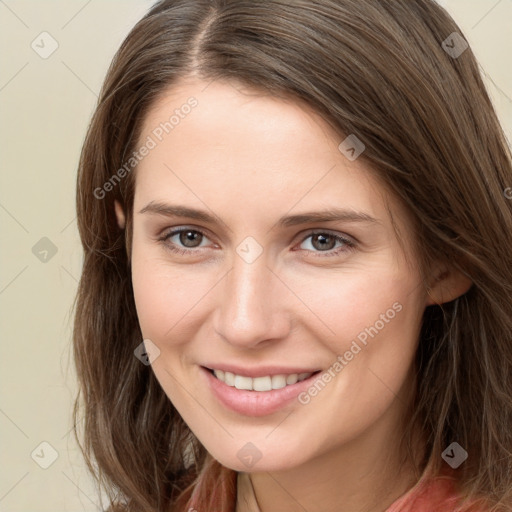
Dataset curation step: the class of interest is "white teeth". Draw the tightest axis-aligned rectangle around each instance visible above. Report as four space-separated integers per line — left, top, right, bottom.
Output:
234 375 252 390
253 376 272 391
224 371 235 386
271 375 287 389
212 369 314 391
286 374 298 385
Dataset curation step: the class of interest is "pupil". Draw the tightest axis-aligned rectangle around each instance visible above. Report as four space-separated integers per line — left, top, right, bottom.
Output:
314 234 334 251
181 231 200 247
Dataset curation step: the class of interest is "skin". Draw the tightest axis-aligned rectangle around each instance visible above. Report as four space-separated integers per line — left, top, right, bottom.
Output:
115 77 472 512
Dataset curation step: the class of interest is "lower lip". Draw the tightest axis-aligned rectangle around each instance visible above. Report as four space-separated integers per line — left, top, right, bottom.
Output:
200 366 322 417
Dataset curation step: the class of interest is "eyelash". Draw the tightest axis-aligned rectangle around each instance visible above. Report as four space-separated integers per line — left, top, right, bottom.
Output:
157 227 357 258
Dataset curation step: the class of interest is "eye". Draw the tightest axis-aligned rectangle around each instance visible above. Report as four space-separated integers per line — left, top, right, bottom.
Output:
157 227 357 258
297 231 356 256
158 227 213 255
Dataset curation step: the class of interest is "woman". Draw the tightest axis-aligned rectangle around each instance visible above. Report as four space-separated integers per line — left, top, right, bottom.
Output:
72 1 512 511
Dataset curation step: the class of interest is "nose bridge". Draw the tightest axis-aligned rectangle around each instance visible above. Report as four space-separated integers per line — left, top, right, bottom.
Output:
214 250 288 346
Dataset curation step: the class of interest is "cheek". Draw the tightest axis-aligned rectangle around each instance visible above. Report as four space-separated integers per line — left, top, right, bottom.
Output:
322 273 422 402
290 272 423 444
286 261 422 349
131 248 214 343
287 263 424 413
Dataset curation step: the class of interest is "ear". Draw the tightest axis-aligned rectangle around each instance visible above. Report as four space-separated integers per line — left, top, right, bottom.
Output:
114 200 126 230
425 264 473 306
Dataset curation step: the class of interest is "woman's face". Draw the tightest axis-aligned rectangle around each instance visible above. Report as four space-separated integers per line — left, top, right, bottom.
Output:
125 77 434 472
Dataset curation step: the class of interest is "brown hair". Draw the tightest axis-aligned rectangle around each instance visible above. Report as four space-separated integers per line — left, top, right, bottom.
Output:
72 1 512 511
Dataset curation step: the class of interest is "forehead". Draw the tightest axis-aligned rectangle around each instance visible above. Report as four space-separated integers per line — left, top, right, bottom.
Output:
133 78 412 248
140 77 342 160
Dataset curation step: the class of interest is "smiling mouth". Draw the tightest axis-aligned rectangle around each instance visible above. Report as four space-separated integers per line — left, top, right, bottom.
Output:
206 367 322 392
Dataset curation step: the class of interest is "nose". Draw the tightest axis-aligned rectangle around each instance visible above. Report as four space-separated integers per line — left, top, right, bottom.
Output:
213 251 291 349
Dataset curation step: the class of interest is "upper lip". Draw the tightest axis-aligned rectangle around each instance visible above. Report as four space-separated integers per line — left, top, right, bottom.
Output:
202 364 322 378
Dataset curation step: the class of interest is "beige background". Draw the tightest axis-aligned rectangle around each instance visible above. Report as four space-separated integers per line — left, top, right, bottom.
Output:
0 1 510 510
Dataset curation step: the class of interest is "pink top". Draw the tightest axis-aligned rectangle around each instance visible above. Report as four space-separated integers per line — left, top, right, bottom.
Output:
185 455 487 512
384 470 469 512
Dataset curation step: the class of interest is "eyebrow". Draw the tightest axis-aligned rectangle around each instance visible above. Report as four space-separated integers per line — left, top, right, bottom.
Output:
138 201 380 227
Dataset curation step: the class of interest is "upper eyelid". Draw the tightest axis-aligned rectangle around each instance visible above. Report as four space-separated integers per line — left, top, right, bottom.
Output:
160 225 215 242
